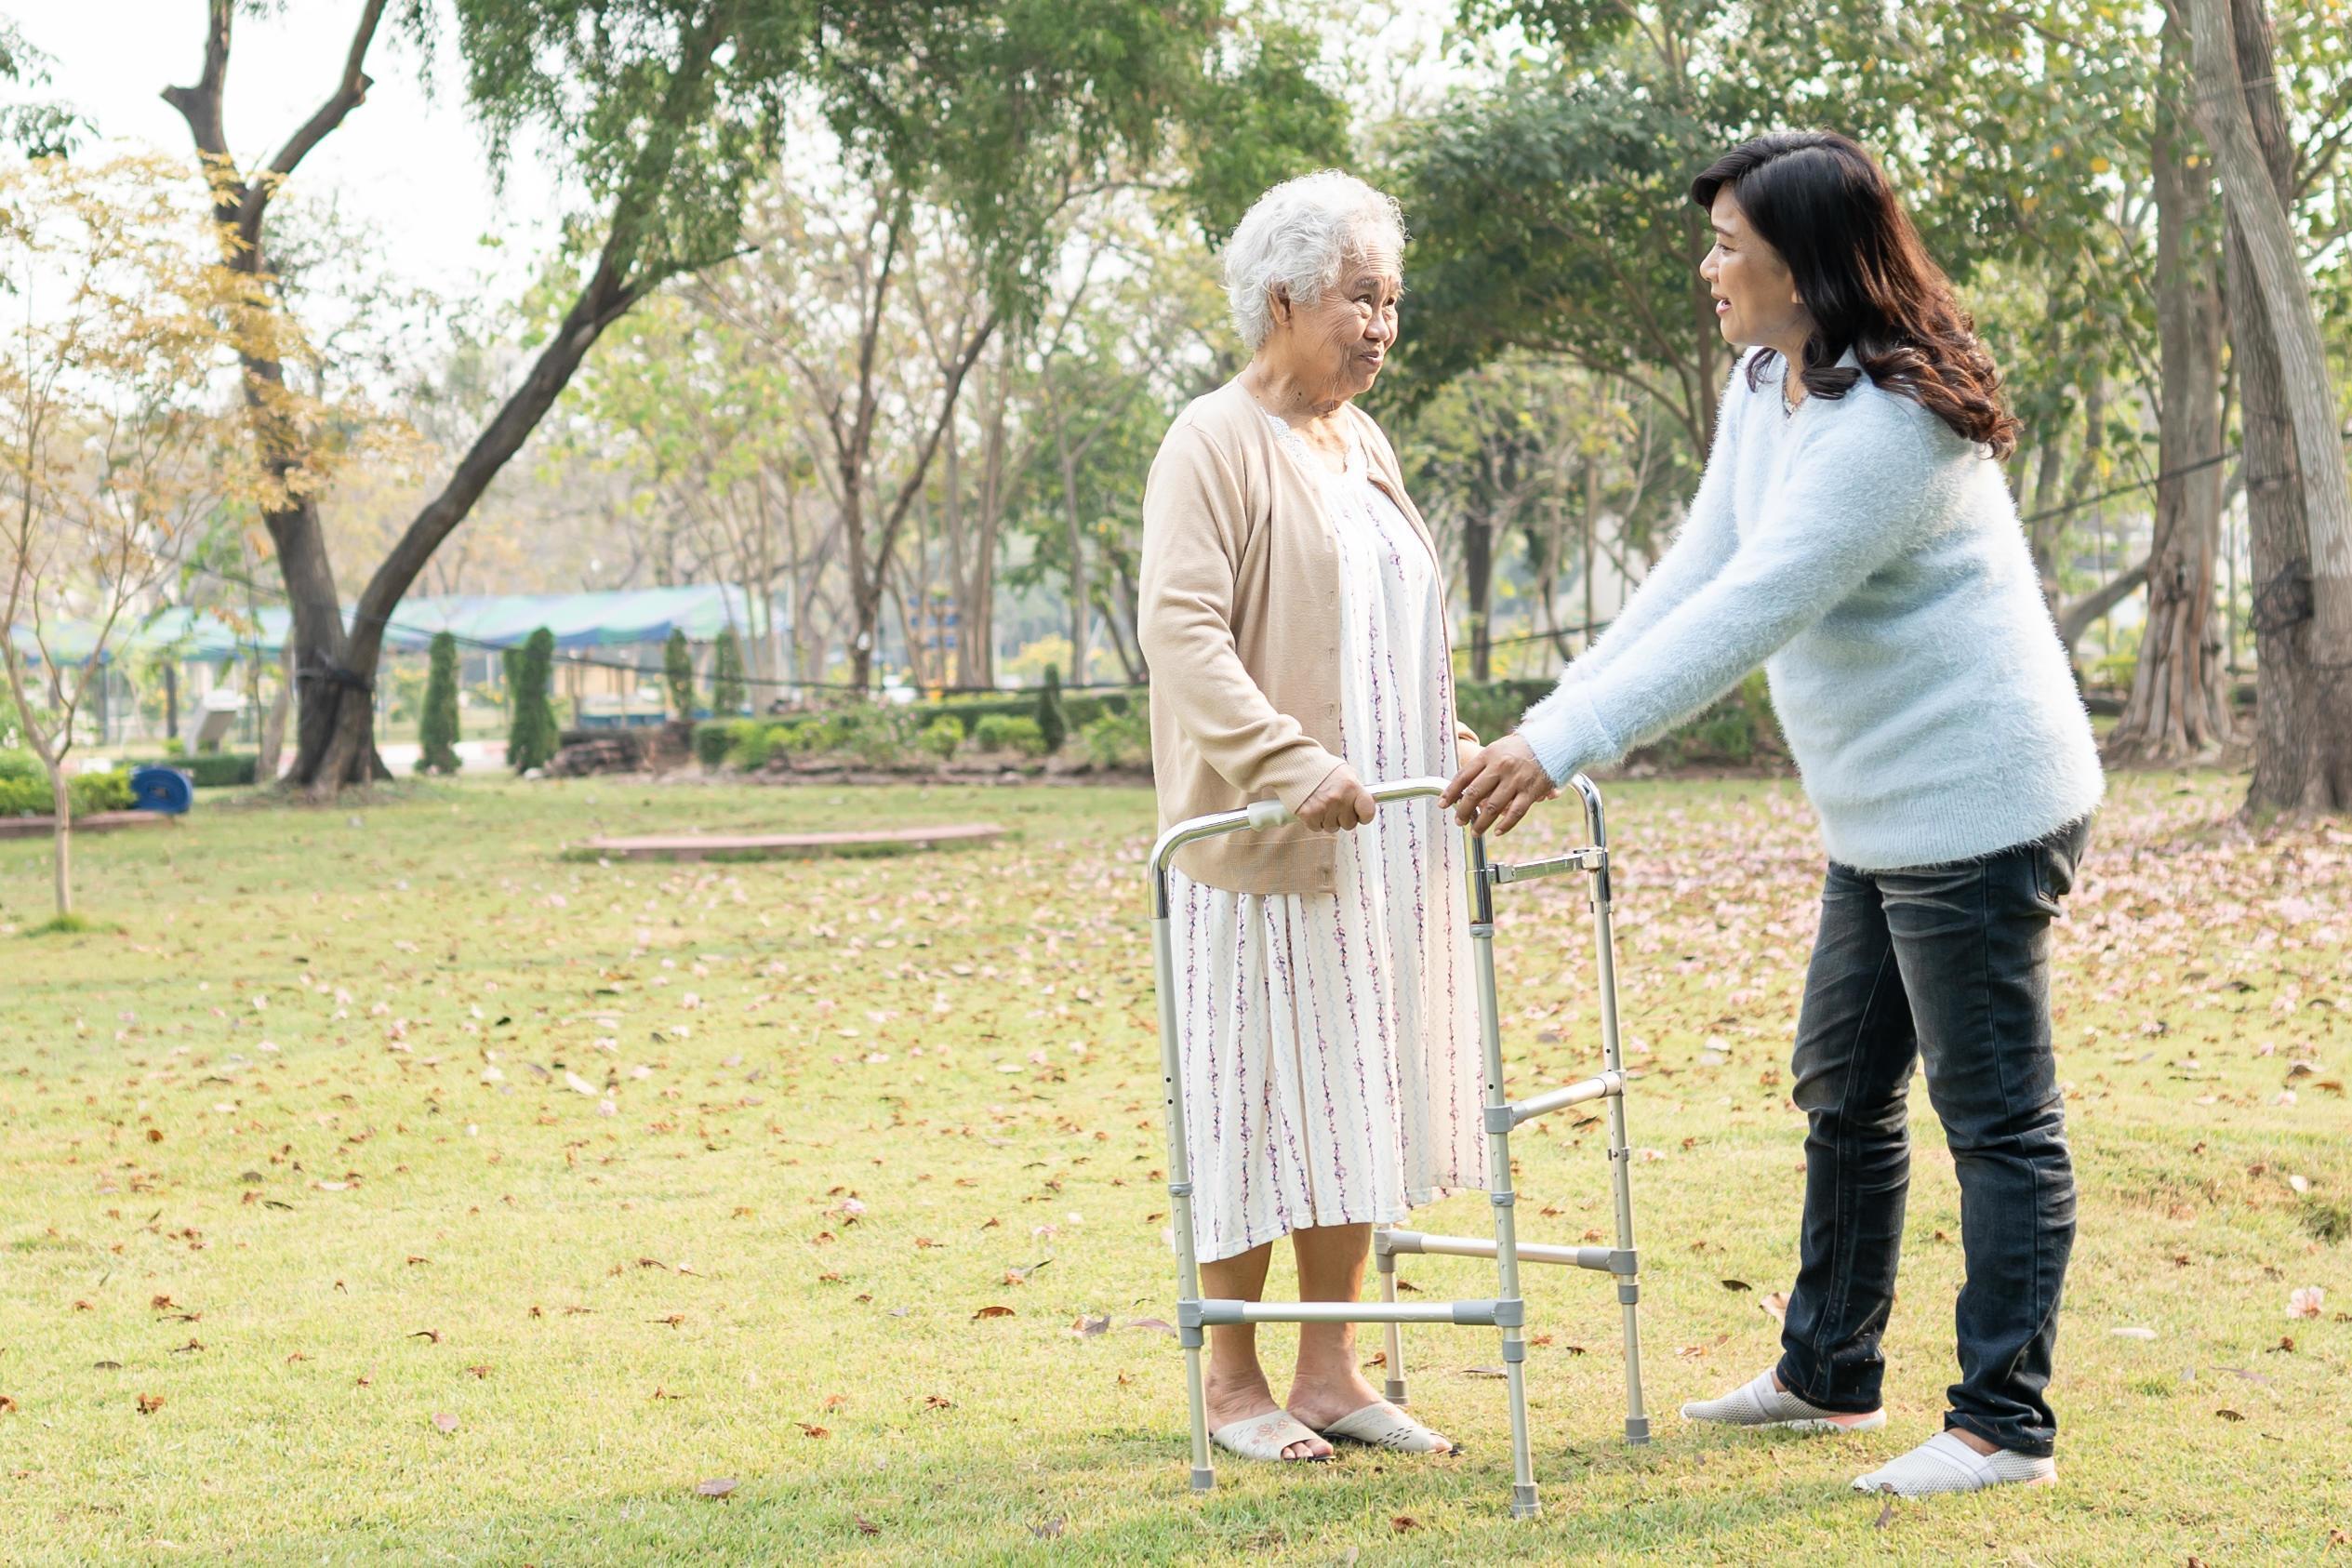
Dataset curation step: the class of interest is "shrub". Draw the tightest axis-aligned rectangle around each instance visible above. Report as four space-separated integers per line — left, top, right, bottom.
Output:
0 768 132 817
508 627 561 773
418 631 463 775
693 721 737 770
711 628 746 715
726 718 780 770
918 715 963 760
182 752 259 789
973 713 1046 756
663 628 694 719
818 705 923 766
0 750 39 785
1034 665 1067 755
1079 703 1150 770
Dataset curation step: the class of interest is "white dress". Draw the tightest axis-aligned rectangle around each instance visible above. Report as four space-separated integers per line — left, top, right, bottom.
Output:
1167 414 1486 1263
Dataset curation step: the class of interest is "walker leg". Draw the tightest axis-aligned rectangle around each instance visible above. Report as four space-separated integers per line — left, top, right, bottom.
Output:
1376 1231 1409 1404
1153 901 1216 1491
1467 827 1539 1519
1580 786 1651 1445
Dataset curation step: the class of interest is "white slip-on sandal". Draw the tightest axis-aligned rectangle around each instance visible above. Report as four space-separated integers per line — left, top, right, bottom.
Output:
1317 1400 1460 1455
1211 1409 1333 1463
1681 1367 1885 1434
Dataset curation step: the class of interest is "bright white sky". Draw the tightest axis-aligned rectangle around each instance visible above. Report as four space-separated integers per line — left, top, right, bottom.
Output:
4 0 562 303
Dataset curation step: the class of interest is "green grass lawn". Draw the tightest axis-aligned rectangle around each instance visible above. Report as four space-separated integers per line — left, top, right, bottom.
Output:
1 769 2345 1564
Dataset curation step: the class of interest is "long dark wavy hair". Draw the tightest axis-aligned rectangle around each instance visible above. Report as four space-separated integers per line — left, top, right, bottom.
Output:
1690 131 2019 459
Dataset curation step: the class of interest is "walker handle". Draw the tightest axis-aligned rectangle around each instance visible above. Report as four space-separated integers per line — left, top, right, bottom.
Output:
1244 799 1293 831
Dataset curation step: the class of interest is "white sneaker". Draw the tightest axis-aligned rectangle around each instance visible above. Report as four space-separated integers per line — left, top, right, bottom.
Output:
1852 1430 2055 1496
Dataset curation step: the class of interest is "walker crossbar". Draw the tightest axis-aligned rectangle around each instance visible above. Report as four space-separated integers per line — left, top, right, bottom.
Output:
1148 773 1650 1518
1194 1298 1509 1327
1377 1229 1634 1275
1502 1069 1628 1127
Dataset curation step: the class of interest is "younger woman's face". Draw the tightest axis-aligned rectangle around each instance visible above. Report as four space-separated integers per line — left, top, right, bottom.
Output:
1699 189 1810 352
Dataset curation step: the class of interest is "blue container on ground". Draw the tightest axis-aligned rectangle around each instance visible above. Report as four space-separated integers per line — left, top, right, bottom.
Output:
130 766 194 815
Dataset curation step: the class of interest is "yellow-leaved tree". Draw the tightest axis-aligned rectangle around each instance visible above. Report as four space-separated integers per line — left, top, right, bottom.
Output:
0 153 253 927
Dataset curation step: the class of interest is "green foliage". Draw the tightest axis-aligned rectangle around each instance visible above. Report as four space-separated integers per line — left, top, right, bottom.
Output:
419 632 464 776
1034 666 1067 755
508 628 561 774
918 716 964 761
180 753 259 790
1079 702 1150 770
663 630 695 720
804 706 924 767
0 750 37 785
694 721 737 771
973 714 1047 756
0 768 132 817
711 628 746 715
726 719 780 770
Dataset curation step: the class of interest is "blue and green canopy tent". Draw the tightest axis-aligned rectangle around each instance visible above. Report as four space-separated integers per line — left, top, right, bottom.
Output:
8 584 766 666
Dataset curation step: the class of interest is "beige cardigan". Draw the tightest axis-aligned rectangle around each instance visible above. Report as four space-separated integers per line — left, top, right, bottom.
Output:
1138 377 1475 895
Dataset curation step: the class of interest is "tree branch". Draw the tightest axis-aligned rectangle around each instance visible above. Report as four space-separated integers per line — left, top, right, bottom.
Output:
246 0 389 247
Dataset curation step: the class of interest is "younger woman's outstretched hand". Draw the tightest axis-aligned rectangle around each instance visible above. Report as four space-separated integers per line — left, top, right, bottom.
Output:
1441 733 1556 837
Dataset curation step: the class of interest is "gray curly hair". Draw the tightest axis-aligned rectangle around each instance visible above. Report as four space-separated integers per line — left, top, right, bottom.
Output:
1221 170 1408 353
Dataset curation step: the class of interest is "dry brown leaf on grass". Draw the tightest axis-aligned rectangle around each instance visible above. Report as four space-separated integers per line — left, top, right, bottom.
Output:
431 1413 458 1434
923 1394 955 1410
1721 1279 1752 1292
695 1477 737 1499
854 1514 881 1535
1070 1313 1111 1336
799 1422 830 1439
972 1305 1016 1320
135 1393 165 1415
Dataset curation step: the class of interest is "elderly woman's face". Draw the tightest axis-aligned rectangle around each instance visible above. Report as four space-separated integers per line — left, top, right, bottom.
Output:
1273 233 1402 398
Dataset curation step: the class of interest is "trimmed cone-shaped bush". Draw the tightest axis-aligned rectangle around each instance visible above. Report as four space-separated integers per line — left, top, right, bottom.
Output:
509 627 560 773
663 628 695 719
711 627 745 715
418 631 463 775
1035 664 1067 755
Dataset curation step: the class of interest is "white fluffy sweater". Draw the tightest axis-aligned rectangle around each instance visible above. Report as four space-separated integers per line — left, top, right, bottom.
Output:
1520 349 2104 870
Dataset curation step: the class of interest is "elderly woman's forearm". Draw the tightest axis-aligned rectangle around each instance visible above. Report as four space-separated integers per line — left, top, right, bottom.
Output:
1142 605 1344 806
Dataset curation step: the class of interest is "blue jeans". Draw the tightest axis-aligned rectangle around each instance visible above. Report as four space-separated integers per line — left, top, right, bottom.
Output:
1773 817 2090 1457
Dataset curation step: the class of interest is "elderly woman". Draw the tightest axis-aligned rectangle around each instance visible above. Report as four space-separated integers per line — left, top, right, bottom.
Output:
1137 170 1483 1466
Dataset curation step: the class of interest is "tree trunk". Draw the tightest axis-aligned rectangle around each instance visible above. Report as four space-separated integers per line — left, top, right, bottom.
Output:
1055 414 1092 688
48 764 71 922
2112 50 2231 763
1463 508 1494 683
2196 0 2352 811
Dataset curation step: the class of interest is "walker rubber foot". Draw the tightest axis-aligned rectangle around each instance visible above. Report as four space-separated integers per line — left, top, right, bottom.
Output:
1384 1381 1409 1404
1626 1416 1651 1445
1190 1467 1215 1493
1511 1483 1541 1520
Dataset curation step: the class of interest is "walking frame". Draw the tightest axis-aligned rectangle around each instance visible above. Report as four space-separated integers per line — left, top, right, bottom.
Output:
1147 773 1649 1519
